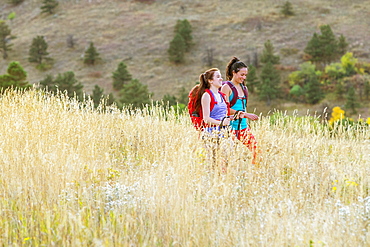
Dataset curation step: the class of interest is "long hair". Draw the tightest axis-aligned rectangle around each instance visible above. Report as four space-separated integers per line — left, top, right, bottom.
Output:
225 56 248 81
190 68 219 113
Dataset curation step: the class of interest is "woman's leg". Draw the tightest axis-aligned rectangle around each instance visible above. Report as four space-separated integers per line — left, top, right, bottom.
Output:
233 128 260 165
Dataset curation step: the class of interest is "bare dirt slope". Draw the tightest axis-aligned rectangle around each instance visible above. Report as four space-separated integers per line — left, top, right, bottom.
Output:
1 0 369 101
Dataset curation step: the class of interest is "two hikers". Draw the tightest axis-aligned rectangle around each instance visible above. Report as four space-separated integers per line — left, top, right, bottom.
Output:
189 57 260 165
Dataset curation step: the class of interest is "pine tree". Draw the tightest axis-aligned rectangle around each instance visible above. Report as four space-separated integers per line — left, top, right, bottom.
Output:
260 40 280 65
259 62 280 105
41 0 59 15
39 74 54 90
304 74 325 104
84 42 100 65
40 72 83 99
338 34 349 56
319 25 338 63
28 36 49 64
281 1 294 17
91 87 115 109
0 61 30 90
304 33 322 62
175 19 193 52
54 71 83 99
246 65 259 93
7 61 28 86
119 79 152 108
168 33 186 64
305 25 339 64
112 61 132 91
92 85 104 108
106 93 115 106
345 86 360 114
0 21 15 59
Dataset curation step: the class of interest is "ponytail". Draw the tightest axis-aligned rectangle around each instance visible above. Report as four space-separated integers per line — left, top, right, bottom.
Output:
225 56 248 81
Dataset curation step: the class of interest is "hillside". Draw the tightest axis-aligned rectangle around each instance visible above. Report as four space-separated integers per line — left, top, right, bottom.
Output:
1 0 370 111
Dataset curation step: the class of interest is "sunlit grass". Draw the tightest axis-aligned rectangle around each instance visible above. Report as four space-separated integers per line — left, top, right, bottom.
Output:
0 89 369 246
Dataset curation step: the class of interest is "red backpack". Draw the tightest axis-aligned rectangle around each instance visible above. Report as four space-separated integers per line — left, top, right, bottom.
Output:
188 87 228 130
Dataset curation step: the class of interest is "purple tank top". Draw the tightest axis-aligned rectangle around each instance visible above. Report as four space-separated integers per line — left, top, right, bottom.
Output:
209 91 227 120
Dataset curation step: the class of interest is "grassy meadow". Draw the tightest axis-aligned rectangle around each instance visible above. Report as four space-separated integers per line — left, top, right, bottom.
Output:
0 89 370 246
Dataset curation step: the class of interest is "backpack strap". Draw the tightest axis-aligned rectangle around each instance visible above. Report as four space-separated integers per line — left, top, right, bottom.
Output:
205 89 216 112
219 91 230 115
241 84 249 105
224 81 248 108
224 81 237 107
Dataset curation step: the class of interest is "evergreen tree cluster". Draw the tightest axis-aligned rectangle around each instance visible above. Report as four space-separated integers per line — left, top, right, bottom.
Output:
304 25 348 64
168 19 193 64
39 71 84 99
0 19 152 109
1 3 369 114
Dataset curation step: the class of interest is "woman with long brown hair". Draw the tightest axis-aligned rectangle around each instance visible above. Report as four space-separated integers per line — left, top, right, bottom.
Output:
189 68 230 133
221 57 260 164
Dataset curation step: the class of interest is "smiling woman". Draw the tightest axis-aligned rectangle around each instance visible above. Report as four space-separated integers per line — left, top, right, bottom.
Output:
200 68 230 132
221 57 260 164
188 68 230 133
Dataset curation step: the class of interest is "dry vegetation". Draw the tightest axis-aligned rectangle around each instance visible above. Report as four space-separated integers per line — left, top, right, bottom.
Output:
0 89 369 245
0 0 369 103
1 2 370 245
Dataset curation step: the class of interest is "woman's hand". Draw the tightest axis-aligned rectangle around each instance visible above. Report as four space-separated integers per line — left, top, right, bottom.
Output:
221 117 230 126
241 112 259 121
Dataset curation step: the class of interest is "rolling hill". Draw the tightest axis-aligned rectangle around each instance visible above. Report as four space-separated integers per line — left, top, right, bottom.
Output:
1 0 369 114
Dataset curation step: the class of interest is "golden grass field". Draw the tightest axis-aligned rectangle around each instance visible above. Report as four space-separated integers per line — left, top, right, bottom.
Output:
0 89 369 246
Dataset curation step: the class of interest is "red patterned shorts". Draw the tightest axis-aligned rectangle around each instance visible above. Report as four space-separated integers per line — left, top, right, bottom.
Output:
232 127 258 152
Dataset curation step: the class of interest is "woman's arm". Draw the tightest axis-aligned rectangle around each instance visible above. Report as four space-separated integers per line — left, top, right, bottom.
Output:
241 112 259 120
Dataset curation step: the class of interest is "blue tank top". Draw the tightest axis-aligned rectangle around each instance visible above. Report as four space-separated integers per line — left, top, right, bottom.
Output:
230 91 248 130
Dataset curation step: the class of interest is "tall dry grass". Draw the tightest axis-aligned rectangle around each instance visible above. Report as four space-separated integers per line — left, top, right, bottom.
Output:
0 89 369 246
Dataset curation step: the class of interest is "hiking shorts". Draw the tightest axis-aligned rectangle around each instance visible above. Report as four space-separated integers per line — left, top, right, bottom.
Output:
232 127 257 151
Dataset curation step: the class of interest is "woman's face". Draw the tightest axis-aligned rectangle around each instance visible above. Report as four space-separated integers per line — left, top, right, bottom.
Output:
210 70 223 88
233 67 248 84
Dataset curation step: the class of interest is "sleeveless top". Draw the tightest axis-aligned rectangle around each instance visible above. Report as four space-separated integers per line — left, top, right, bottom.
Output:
204 91 228 133
230 91 248 130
